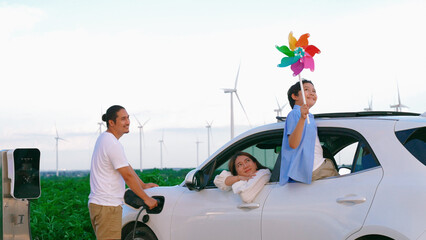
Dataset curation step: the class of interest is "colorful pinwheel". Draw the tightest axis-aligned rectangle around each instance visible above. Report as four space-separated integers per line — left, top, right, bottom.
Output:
276 32 321 76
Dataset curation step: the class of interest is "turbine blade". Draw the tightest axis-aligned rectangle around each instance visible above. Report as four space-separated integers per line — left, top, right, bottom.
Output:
142 118 150 126
235 92 252 127
210 127 214 142
133 114 142 126
206 120 213 127
162 140 167 152
234 62 241 89
275 97 281 109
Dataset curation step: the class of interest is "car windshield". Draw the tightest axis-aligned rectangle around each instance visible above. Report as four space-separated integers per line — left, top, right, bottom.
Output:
395 127 426 165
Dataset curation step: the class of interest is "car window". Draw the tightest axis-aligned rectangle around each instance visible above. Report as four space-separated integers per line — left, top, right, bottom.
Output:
334 142 356 170
216 145 279 172
395 127 426 165
205 130 283 187
204 127 381 187
319 128 380 175
352 142 379 172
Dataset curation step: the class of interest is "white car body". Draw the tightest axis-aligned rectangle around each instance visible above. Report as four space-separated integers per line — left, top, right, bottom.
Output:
122 112 426 240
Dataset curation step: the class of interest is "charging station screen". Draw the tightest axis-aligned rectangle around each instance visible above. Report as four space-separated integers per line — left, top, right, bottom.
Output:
13 148 41 199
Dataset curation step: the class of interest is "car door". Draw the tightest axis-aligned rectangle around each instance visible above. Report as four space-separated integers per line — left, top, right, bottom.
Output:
170 184 273 240
170 129 283 240
262 128 383 240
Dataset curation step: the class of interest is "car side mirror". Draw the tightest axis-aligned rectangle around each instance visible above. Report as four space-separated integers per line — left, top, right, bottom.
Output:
185 169 206 191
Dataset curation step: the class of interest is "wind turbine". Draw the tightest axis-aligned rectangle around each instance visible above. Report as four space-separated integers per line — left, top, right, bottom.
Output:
97 122 105 135
390 82 408 112
364 96 373 111
134 115 149 172
54 127 65 177
159 130 165 169
274 97 287 118
195 138 202 167
205 121 213 157
97 108 105 135
222 63 251 139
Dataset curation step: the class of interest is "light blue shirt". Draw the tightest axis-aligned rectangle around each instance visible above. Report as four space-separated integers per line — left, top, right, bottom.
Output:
279 105 317 185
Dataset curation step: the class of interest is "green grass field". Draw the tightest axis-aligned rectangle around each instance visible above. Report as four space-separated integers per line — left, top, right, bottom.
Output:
30 168 192 239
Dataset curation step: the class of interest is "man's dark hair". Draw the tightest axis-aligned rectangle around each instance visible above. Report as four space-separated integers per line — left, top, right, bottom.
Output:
102 105 125 128
287 79 314 108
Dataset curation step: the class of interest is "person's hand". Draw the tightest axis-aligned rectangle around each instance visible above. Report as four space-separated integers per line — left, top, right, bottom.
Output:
144 196 158 210
300 104 309 119
144 182 159 189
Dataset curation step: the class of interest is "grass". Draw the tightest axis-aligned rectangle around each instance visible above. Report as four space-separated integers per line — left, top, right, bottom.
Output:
30 168 192 239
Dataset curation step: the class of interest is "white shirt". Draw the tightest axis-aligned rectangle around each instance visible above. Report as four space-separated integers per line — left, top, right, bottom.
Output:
214 169 271 203
89 132 129 206
313 135 325 171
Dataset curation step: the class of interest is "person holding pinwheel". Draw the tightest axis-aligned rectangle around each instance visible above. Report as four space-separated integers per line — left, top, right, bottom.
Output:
276 32 339 185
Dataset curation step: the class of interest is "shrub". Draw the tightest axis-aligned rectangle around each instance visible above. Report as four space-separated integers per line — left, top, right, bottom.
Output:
30 168 192 239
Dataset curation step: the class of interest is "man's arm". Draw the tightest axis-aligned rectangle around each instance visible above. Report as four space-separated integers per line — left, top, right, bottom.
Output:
129 165 159 189
117 166 158 209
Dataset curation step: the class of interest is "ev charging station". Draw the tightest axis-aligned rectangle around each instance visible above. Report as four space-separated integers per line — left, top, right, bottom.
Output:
1 148 41 240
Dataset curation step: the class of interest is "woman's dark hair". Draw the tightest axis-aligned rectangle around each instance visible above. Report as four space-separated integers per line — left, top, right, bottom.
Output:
287 79 314 108
102 105 125 128
228 151 267 176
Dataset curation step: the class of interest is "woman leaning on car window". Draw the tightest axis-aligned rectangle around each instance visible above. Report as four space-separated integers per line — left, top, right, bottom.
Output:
214 152 271 203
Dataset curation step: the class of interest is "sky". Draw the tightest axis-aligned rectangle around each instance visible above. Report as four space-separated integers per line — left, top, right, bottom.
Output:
1 0 425 172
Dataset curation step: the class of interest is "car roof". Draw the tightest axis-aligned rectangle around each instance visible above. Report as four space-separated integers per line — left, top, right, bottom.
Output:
251 111 425 133
276 111 421 121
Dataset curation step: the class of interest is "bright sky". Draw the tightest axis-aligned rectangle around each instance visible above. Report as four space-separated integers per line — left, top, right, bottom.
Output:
1 0 425 171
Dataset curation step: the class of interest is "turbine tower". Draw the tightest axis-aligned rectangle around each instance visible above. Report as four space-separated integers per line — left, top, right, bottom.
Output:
134 115 149 172
205 121 213 157
54 127 65 177
195 138 202 167
390 82 408 112
159 130 165 169
222 63 251 139
364 96 373 111
97 108 105 135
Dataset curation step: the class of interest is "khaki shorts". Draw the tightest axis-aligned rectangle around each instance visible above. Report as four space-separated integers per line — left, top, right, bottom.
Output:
89 203 122 240
312 158 339 182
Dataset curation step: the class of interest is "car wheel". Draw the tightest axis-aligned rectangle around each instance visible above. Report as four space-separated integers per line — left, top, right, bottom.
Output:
123 226 158 240
356 235 393 240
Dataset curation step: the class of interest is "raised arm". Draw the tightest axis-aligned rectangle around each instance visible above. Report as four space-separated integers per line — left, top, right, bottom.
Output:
288 104 308 149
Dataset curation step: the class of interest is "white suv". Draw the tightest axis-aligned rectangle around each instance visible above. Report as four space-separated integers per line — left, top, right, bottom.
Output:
122 112 426 240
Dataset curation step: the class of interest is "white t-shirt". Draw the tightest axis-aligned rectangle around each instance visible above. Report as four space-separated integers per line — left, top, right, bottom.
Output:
89 132 129 206
313 134 325 171
214 169 271 203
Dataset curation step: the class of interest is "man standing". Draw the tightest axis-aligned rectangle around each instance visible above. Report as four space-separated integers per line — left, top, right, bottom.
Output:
89 105 158 240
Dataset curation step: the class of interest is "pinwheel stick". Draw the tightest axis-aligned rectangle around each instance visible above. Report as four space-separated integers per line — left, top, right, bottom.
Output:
298 74 310 124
